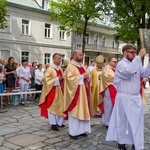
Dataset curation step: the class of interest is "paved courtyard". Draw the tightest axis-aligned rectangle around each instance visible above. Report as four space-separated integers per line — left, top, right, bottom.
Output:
0 93 150 150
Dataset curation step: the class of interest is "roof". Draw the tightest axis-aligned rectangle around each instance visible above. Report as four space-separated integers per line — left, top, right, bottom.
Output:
7 0 115 29
7 0 49 14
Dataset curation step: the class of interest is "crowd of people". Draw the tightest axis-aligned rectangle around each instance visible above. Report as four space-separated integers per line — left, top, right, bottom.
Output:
0 44 149 150
38 44 150 150
0 57 47 105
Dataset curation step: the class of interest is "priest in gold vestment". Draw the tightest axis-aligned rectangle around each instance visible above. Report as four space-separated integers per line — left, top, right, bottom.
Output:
90 55 105 116
64 50 91 139
99 57 117 127
39 53 65 131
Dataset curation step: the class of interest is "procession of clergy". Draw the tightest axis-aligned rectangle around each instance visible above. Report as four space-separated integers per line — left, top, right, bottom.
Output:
38 44 150 150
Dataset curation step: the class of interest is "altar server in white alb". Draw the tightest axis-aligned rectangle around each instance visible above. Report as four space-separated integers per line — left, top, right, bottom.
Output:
106 44 150 150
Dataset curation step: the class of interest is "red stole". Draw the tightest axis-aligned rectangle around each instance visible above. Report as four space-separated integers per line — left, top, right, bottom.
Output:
99 69 117 115
64 66 90 120
39 68 63 118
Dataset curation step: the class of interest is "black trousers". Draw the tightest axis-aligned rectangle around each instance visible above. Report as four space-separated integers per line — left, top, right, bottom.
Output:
35 84 43 99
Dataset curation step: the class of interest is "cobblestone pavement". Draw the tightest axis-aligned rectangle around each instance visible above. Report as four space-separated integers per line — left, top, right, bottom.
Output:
0 93 150 150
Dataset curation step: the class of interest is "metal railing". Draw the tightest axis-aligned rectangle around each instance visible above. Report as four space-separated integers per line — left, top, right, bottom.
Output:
0 90 41 109
85 44 120 54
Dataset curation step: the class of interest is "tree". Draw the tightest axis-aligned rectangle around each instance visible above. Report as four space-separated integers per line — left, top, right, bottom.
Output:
112 0 150 50
0 0 7 29
48 0 110 53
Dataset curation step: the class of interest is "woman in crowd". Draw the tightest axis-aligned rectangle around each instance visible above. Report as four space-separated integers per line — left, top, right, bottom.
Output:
30 62 37 88
19 60 31 104
0 66 6 105
4 57 16 105
34 64 44 102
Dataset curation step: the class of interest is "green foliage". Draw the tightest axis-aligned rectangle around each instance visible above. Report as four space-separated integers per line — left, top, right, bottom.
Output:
48 0 110 52
112 0 150 44
0 0 7 29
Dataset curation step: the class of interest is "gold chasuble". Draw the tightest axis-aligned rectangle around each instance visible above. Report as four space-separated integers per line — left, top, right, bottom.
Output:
39 66 64 118
99 65 116 113
90 68 103 114
64 60 91 121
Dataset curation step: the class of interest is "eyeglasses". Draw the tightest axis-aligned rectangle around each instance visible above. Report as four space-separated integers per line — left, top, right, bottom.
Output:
111 61 118 63
126 51 137 54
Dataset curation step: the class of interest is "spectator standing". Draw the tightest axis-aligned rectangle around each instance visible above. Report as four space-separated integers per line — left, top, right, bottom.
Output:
30 62 37 88
0 66 6 104
34 64 44 102
19 60 31 104
4 57 16 105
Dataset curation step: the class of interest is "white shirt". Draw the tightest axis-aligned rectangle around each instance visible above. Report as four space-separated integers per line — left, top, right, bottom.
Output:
35 69 45 85
87 65 96 73
19 66 31 84
53 64 61 86
114 56 150 94
0 72 4 83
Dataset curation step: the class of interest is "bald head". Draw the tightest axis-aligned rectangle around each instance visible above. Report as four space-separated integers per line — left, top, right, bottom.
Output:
72 50 83 62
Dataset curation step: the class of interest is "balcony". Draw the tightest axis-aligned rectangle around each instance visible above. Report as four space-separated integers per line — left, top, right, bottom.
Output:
85 44 121 54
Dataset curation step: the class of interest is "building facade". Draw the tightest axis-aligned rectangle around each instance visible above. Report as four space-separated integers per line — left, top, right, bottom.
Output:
0 0 123 65
0 0 72 64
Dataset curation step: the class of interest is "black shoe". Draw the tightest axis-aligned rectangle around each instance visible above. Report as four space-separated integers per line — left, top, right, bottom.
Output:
131 145 135 150
57 124 65 127
105 125 109 129
69 134 78 140
118 144 127 150
51 125 59 131
79 133 88 137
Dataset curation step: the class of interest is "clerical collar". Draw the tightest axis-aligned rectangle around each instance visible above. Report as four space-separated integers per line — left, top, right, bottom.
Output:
75 61 81 67
52 64 59 70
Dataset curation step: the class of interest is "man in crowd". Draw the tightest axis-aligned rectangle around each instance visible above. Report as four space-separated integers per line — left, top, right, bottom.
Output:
87 59 96 73
90 55 105 117
106 44 150 150
64 50 91 139
39 53 64 131
99 56 117 128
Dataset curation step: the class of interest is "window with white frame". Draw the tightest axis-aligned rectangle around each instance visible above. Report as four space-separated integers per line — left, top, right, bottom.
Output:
112 41 115 48
0 15 11 33
101 36 106 46
85 33 90 44
76 44 82 50
44 53 51 64
94 34 99 49
22 19 30 35
59 30 66 40
21 52 29 61
61 54 65 64
45 23 52 38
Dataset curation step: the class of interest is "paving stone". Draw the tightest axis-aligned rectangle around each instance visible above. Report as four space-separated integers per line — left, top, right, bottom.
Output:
27 142 45 150
0 127 21 136
3 141 21 149
6 134 46 147
0 137 5 146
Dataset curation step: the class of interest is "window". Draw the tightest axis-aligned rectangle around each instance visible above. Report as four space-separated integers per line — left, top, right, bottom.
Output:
44 53 51 64
22 52 29 62
45 23 52 38
43 0 50 10
101 36 106 46
112 41 115 48
22 19 30 35
59 30 66 40
0 15 11 33
76 44 82 50
85 33 90 44
61 54 65 64
94 34 99 49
